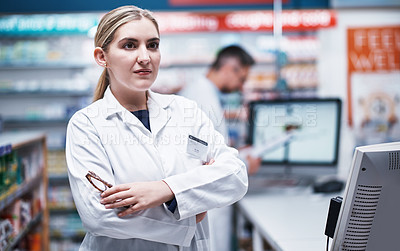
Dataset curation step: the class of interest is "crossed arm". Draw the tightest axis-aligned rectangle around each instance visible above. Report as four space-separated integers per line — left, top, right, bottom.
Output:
99 160 215 221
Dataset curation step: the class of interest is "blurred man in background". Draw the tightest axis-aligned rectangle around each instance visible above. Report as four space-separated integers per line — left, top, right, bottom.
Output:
179 45 260 251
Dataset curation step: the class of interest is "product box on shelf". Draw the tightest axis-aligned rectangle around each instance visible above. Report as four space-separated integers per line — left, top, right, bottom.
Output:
0 145 20 194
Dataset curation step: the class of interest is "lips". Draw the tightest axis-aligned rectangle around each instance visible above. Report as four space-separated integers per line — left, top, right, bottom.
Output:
134 69 152 74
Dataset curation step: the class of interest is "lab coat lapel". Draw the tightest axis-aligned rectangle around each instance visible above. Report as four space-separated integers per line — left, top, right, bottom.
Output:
150 107 170 137
147 93 171 138
103 87 153 135
122 110 151 135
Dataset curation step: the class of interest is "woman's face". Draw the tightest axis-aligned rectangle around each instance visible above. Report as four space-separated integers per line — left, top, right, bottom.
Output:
104 18 160 96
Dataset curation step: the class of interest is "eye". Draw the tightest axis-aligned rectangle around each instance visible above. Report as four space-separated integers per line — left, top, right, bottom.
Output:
123 42 136 49
148 41 159 50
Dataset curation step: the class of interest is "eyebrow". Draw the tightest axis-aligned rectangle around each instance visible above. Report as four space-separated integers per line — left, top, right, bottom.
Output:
118 37 160 44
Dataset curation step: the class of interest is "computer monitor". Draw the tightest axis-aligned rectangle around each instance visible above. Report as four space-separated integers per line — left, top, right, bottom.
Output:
248 98 342 176
330 141 400 250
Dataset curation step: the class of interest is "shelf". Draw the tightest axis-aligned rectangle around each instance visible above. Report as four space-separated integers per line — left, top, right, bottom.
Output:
0 63 91 70
49 206 77 214
49 210 85 241
160 60 274 68
48 174 70 187
0 90 92 97
0 131 46 149
4 212 43 251
50 230 85 241
48 146 66 151
48 173 69 181
159 58 316 69
286 59 317 64
0 170 43 212
160 62 209 68
4 118 70 125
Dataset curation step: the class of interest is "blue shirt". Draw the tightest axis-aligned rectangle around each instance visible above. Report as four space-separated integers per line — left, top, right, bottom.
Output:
131 110 151 132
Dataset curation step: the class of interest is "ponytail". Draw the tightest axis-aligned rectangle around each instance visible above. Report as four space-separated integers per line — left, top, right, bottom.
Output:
93 69 109 102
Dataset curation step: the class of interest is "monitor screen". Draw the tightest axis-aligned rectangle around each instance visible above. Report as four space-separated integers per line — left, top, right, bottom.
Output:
248 98 342 166
331 141 400 250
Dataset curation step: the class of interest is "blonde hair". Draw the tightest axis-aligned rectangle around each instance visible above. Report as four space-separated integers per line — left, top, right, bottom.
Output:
93 5 159 102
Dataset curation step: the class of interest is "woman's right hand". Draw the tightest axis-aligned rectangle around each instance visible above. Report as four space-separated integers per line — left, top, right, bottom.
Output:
100 180 175 217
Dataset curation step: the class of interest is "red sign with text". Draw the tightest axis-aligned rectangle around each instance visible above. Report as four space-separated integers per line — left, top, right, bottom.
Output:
347 26 400 125
155 10 336 33
348 26 400 73
169 0 280 6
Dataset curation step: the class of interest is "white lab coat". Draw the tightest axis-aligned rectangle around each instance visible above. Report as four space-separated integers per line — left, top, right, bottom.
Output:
179 76 233 251
65 87 248 251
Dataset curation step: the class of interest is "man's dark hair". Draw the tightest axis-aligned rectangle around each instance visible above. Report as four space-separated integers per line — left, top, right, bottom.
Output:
210 45 255 70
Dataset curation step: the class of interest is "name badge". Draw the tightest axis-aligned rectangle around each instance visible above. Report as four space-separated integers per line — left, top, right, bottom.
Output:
187 135 208 162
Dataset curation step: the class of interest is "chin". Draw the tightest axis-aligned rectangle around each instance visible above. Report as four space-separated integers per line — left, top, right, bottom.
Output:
133 85 153 92
131 80 155 91
220 88 233 94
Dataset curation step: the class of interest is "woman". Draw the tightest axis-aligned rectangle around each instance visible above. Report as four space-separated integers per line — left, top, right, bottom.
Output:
66 5 248 251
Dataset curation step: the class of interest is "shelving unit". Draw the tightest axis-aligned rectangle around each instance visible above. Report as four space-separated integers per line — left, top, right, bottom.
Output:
0 169 42 211
0 64 93 142
0 30 93 249
0 15 96 248
0 131 49 251
47 149 85 250
5 213 43 251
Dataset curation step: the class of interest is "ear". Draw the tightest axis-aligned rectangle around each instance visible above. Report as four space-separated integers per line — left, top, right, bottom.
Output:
94 47 107 67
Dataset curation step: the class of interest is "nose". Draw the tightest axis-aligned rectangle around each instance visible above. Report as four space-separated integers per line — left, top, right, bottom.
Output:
137 46 150 64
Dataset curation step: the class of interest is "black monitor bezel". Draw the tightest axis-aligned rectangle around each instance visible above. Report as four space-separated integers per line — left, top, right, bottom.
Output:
248 98 342 167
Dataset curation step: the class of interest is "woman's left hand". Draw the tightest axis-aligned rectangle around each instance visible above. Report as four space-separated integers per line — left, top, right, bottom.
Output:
100 180 174 217
196 212 207 223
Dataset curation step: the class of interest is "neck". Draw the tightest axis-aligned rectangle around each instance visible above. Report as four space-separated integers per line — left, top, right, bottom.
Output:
111 87 148 112
127 91 148 112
